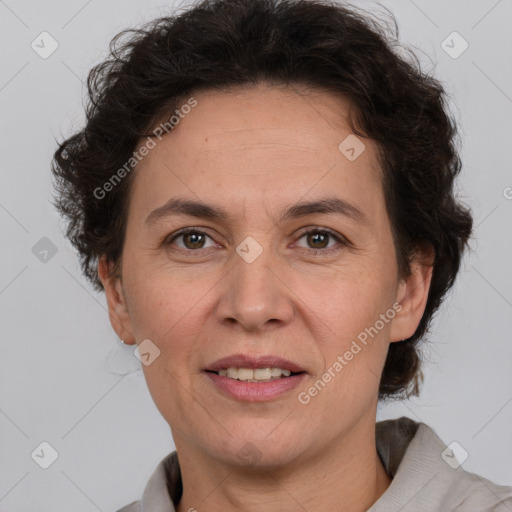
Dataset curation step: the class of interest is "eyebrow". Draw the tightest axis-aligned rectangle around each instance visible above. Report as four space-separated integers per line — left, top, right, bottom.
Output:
145 196 368 227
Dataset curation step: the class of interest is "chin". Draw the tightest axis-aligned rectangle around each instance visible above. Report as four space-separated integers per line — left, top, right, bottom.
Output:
211 430 304 470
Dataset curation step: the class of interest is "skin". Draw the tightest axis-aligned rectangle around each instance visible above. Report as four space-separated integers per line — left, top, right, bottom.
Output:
99 83 433 512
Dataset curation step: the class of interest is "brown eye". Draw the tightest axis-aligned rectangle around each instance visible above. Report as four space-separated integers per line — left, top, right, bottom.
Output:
166 229 217 251
296 228 348 255
182 231 206 249
306 231 330 249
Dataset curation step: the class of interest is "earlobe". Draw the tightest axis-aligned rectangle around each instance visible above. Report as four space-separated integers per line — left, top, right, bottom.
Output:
98 255 136 345
389 246 434 343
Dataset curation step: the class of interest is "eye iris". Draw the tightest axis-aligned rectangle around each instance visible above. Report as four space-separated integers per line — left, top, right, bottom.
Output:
176 230 335 251
184 232 205 249
308 232 328 249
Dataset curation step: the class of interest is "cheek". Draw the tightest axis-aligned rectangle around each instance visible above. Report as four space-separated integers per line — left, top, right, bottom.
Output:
297 262 397 391
125 273 209 421
299 277 395 416
299 260 397 328
124 260 211 339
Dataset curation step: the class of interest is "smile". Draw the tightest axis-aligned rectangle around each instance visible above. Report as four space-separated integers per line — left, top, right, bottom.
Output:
209 366 300 382
204 369 307 401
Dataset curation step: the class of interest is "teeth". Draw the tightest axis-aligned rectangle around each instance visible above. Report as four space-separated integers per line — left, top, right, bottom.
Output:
226 367 238 379
254 368 271 380
238 368 253 381
217 367 293 381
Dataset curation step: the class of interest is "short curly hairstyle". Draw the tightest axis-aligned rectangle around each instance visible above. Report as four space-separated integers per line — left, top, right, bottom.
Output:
51 0 473 400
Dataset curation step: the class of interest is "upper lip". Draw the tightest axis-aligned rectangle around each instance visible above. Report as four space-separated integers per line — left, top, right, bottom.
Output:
205 354 306 373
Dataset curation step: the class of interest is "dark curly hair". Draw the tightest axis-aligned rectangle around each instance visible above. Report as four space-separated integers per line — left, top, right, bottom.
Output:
51 0 473 400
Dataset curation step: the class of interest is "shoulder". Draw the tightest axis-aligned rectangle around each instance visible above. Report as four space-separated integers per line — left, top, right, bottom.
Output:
114 500 140 512
449 470 512 511
413 421 512 510
371 417 512 512
112 451 179 512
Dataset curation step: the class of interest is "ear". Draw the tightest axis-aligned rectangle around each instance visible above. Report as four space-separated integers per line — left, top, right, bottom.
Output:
389 244 435 343
98 255 136 345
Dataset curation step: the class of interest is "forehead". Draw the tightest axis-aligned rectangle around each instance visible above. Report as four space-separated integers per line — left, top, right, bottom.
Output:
161 84 365 153
129 84 384 225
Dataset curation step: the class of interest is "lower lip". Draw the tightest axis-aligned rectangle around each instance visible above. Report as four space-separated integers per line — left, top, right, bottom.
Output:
204 371 307 402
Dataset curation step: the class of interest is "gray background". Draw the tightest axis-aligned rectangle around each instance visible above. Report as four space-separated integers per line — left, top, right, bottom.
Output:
1 0 511 510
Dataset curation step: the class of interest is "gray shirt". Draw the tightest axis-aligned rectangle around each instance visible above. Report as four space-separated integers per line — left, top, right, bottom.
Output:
116 416 512 511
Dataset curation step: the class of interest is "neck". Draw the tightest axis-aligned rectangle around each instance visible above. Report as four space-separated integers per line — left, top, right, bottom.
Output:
174 417 392 512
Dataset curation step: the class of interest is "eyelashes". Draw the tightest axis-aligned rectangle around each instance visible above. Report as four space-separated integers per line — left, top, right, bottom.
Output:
166 229 216 251
165 226 351 256
294 227 349 254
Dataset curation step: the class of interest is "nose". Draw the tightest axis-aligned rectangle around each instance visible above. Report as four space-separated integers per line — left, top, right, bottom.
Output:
216 241 295 332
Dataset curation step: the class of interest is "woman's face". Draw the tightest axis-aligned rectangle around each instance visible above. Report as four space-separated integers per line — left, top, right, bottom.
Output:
100 84 431 467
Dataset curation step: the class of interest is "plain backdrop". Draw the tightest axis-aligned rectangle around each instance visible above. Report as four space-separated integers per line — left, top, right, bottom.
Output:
1 0 511 510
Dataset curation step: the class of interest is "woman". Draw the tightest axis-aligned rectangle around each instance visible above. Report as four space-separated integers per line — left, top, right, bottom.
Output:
51 0 512 510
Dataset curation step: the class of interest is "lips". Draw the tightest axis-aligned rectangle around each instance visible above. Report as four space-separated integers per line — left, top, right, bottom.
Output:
204 353 307 374
205 371 307 401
